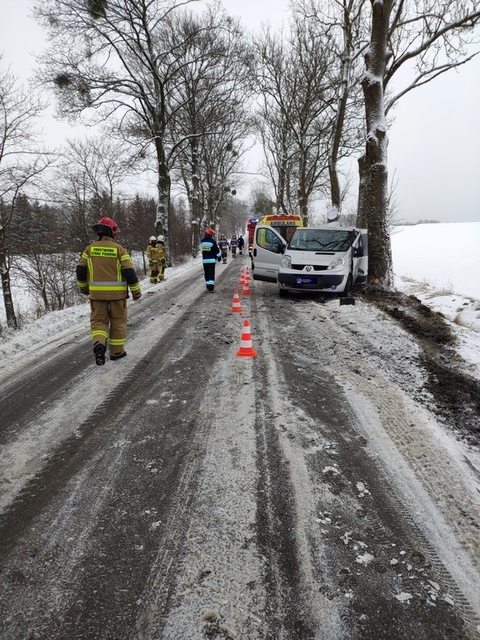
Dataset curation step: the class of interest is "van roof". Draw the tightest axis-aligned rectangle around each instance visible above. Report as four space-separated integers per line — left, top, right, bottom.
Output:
297 225 358 232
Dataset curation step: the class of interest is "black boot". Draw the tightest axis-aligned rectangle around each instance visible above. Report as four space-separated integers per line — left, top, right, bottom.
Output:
94 344 106 366
110 351 127 361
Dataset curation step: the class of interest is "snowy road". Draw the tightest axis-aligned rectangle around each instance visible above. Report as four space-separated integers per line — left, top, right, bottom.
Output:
1 258 479 639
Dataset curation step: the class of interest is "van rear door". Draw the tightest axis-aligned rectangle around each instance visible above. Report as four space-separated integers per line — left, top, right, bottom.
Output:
252 225 285 282
353 229 368 285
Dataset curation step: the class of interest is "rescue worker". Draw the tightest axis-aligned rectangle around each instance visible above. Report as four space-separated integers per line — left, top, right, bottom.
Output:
146 235 162 284
76 216 142 365
237 235 245 255
200 227 221 292
156 235 168 282
218 233 229 264
230 234 238 258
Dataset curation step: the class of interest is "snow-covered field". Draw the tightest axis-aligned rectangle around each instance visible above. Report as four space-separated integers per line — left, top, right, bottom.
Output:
391 222 480 377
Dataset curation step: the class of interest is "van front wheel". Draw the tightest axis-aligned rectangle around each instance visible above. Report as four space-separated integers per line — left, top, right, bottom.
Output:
279 288 288 297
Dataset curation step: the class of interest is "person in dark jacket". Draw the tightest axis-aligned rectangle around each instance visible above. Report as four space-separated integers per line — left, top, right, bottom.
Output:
230 234 238 258
218 233 229 264
237 235 245 255
76 216 142 365
200 227 221 292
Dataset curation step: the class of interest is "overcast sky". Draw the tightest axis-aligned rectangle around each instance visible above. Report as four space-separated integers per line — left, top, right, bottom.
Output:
1 0 479 223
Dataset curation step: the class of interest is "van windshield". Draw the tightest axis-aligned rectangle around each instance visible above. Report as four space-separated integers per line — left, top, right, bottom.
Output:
288 229 353 252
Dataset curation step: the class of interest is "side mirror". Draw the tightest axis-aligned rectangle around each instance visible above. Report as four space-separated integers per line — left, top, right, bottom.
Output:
279 244 286 254
354 246 364 258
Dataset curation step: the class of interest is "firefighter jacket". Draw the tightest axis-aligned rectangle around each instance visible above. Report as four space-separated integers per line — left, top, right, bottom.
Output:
200 235 221 263
218 238 229 252
146 243 166 264
76 236 142 300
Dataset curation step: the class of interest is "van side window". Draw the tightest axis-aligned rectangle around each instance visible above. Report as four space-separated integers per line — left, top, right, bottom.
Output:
257 228 283 252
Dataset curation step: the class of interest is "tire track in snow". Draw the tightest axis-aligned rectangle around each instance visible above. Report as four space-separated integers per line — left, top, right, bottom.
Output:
301 298 480 631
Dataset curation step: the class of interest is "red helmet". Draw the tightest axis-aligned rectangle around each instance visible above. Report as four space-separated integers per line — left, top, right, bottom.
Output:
92 216 119 238
205 227 215 236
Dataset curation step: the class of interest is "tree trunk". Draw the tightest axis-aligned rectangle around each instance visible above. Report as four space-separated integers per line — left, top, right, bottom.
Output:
190 139 201 258
298 155 309 225
0 226 18 329
359 0 393 289
155 138 171 263
329 7 354 213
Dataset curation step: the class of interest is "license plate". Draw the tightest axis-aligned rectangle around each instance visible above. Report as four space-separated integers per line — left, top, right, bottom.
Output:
296 277 316 284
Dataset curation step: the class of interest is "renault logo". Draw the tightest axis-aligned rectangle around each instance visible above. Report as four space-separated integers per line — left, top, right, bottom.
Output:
306 265 312 272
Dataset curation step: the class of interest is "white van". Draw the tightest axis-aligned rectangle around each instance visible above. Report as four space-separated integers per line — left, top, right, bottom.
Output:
252 224 368 296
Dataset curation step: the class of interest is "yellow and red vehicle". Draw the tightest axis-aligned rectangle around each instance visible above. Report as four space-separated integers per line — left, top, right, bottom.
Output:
247 217 260 256
247 214 303 260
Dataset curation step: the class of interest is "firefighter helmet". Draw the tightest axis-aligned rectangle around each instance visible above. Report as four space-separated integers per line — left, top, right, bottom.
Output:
205 227 215 236
149 235 157 243
157 235 165 242
92 217 119 238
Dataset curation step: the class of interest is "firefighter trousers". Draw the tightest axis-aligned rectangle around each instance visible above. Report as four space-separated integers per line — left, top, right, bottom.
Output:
90 299 128 357
203 263 216 291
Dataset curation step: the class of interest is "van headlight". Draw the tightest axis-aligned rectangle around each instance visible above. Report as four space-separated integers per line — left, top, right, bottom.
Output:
327 257 345 270
281 255 291 268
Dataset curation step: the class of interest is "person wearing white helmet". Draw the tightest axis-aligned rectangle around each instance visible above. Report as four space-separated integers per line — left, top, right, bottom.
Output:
145 235 163 284
156 235 168 282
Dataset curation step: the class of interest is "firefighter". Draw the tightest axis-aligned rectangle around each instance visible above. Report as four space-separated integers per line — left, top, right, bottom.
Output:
156 235 168 282
237 235 245 255
218 233 229 264
200 227 221 292
230 234 238 258
76 216 142 365
146 235 162 284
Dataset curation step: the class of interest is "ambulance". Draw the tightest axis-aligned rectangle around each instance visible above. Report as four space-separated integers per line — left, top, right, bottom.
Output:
252 223 368 296
247 214 303 257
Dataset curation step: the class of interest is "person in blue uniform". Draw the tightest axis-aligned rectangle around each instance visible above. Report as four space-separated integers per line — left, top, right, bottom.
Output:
200 227 221 292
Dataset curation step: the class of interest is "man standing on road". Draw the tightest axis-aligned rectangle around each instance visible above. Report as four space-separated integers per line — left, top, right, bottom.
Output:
218 233 229 264
230 234 238 258
237 235 245 255
76 216 142 365
200 227 221 292
146 235 162 284
156 235 168 282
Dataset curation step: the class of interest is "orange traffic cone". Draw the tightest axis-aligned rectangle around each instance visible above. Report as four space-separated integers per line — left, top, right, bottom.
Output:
236 319 257 357
230 290 244 313
241 278 251 295
244 267 251 281
238 268 246 285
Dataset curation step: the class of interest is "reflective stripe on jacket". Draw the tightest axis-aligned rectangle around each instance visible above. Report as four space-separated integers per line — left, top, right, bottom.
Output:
146 244 166 263
200 236 221 263
77 237 140 300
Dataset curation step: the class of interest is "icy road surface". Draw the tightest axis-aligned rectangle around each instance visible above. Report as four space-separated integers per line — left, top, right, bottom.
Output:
1 257 479 639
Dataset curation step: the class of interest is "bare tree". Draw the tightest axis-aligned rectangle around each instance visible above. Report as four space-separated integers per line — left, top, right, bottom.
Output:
252 18 339 223
51 136 139 248
0 62 50 329
35 0 200 256
358 0 480 288
13 250 78 315
163 5 251 255
295 0 368 214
